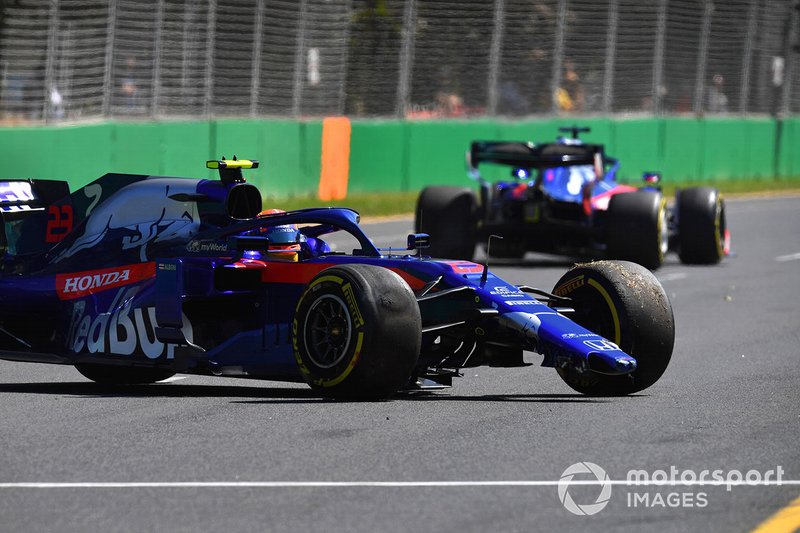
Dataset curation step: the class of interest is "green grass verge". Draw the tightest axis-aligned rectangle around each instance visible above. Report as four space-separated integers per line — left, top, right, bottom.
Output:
265 178 800 218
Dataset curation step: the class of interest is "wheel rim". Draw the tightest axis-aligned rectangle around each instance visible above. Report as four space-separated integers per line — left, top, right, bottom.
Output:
304 294 352 369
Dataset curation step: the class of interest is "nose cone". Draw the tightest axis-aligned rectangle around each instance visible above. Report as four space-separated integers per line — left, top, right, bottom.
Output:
587 352 638 375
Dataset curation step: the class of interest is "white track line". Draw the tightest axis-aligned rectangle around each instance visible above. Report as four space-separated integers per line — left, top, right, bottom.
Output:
1 480 798 489
775 252 800 262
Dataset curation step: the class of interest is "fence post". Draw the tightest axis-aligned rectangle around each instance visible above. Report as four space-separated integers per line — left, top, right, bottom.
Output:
43 0 59 123
337 0 353 115
396 0 416 118
151 0 164 117
102 0 117 118
486 0 505 116
602 0 619 113
779 1 798 116
738 0 758 114
250 0 264 117
550 0 567 113
651 0 667 115
291 0 309 117
205 0 217 118
693 1 713 114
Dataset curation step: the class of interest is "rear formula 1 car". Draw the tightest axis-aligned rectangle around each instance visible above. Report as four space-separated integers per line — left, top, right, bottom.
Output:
415 126 730 269
0 158 674 399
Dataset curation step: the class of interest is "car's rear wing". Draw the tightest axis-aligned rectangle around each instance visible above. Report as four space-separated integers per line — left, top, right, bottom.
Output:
0 179 70 220
467 141 606 171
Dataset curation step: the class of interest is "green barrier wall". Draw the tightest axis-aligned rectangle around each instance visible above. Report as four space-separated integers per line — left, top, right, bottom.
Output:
0 117 797 199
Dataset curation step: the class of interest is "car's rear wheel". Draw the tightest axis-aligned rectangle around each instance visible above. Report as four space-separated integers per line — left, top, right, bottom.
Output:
75 364 175 384
605 191 668 269
676 187 726 264
551 261 675 396
415 186 477 260
293 264 421 400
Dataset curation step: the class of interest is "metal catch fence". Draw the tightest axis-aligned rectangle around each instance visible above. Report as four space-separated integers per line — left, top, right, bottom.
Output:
1 0 798 124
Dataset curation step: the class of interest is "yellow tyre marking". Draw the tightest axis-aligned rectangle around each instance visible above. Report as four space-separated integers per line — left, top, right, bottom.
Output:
587 278 621 344
319 331 364 388
751 495 800 533
309 275 344 288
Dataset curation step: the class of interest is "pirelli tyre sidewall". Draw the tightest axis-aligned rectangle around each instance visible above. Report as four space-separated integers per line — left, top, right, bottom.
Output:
551 260 675 395
293 264 421 399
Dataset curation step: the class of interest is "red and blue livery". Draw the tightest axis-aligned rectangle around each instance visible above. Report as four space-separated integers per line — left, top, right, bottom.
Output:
0 158 674 398
416 126 729 269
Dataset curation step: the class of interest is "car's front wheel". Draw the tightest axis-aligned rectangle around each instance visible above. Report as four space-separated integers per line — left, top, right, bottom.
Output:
551 260 675 395
293 264 421 400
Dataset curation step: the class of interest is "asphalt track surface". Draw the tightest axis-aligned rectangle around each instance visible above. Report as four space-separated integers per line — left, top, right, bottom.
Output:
1 196 798 533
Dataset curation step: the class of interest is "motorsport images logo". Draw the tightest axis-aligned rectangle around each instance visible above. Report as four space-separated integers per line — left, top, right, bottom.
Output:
558 463 785 515
558 462 612 516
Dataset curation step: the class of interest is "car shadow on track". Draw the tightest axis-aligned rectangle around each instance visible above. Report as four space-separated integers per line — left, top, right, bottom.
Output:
394 392 618 403
0 382 322 401
0 383 644 404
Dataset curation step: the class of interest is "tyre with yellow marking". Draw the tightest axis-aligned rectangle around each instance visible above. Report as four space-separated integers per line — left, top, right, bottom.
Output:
606 191 668 270
676 187 726 264
293 264 421 399
551 260 674 395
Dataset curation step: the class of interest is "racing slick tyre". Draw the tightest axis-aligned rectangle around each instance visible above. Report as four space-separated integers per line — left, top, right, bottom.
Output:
415 186 477 260
551 261 674 396
293 264 421 400
676 187 726 264
74 364 176 384
605 191 668 270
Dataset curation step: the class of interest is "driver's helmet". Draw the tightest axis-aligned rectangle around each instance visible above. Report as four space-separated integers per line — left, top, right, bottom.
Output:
258 209 305 261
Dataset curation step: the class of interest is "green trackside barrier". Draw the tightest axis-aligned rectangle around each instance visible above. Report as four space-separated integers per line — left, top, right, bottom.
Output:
0 117 796 201
777 117 800 179
0 119 323 198
404 120 500 190
213 119 322 198
1 123 114 183
348 121 407 193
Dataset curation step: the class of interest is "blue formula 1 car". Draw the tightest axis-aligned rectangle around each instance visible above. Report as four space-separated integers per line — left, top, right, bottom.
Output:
0 158 674 399
415 127 729 269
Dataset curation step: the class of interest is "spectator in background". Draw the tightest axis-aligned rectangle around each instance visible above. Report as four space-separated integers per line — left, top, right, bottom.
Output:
120 56 139 111
707 73 728 113
555 60 584 112
48 84 65 120
498 80 529 116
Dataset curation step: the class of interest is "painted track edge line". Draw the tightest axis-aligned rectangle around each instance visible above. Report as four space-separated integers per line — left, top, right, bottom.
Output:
2 480 800 489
